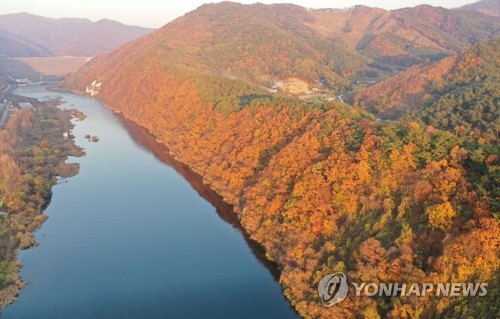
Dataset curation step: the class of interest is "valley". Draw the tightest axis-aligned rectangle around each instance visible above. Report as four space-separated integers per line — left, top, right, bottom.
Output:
2 86 298 319
0 1 498 318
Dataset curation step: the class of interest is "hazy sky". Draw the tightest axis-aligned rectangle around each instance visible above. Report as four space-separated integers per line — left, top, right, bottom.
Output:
0 0 477 28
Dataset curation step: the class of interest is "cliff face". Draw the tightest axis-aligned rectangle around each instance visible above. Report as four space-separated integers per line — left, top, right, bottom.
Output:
66 3 499 318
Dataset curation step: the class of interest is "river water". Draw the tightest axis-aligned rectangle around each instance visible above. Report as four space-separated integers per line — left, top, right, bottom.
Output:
2 86 298 319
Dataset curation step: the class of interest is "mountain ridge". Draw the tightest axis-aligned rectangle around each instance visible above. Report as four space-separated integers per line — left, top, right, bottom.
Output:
66 2 499 318
67 1 500 93
352 38 499 136
457 0 500 17
0 12 153 57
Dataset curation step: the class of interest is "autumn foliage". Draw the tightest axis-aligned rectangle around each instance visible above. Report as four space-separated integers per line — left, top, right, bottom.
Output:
0 104 82 306
65 3 499 318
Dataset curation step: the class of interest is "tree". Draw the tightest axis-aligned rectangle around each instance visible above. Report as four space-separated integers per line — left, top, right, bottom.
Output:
426 202 456 231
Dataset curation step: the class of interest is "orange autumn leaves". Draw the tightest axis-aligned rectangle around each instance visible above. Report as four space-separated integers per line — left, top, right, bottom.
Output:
66 54 498 318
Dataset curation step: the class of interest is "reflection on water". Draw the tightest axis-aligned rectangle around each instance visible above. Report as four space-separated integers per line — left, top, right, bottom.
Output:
117 115 282 281
3 86 299 319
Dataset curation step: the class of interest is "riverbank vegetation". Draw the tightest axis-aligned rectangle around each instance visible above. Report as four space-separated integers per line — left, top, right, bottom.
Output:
65 3 499 317
0 99 83 307
67 47 498 317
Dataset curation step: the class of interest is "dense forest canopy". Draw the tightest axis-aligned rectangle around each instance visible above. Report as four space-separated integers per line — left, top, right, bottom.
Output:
353 39 499 146
65 1 500 315
0 0 483 317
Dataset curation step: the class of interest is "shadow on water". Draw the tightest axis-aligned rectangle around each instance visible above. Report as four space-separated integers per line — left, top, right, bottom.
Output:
116 114 283 283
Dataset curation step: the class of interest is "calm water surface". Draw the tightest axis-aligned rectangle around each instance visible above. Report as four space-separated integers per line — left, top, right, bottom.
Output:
2 86 298 319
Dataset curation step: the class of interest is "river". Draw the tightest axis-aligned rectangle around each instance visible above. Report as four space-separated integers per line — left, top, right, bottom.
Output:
2 86 298 319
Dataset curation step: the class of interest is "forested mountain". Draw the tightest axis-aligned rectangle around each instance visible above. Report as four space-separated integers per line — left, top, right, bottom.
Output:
69 2 499 91
351 56 458 117
66 2 499 318
0 13 153 57
415 39 499 141
0 29 52 57
353 39 499 142
458 0 500 17
309 4 499 73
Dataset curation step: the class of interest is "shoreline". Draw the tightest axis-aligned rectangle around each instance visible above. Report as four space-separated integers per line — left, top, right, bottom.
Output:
65 87 297 313
114 113 285 282
0 87 84 309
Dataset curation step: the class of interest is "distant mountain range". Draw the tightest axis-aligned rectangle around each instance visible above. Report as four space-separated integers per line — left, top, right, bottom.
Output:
67 1 499 93
0 28 51 57
458 0 499 16
0 13 153 57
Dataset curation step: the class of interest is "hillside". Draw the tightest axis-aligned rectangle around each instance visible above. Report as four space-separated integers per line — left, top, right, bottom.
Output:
0 13 153 57
307 4 499 74
0 57 90 81
458 0 500 17
352 39 499 143
67 2 499 93
351 56 458 118
66 2 499 318
0 29 51 57
415 39 499 141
